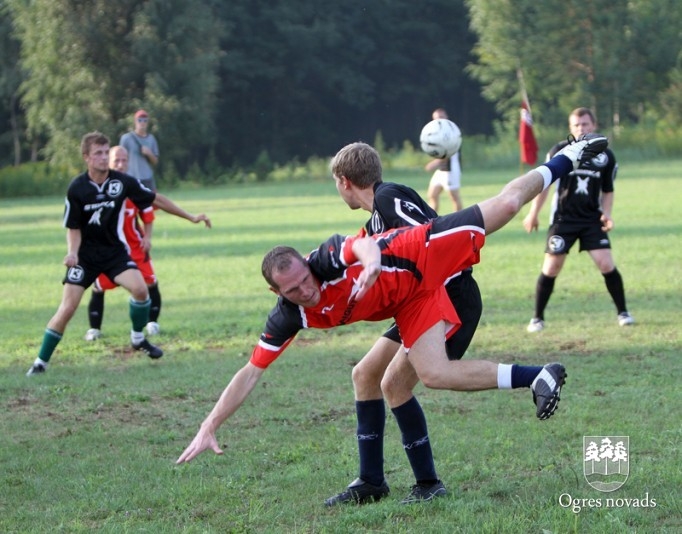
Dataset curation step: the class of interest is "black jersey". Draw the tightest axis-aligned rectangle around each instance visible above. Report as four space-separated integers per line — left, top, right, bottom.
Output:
546 141 617 224
63 170 156 251
364 181 437 236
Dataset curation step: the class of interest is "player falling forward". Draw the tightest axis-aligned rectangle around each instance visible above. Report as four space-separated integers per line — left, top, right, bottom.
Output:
176 135 609 499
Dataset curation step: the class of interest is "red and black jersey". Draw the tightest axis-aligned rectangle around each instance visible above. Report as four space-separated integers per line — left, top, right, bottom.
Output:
250 206 486 369
63 170 156 252
546 142 617 224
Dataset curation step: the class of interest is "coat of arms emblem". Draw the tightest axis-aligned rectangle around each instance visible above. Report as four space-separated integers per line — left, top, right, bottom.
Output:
583 436 629 492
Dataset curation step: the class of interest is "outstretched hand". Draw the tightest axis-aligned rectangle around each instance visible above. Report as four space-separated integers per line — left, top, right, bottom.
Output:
193 214 212 228
176 427 223 464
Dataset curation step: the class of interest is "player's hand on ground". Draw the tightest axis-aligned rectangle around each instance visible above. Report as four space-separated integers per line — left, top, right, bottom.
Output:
355 262 381 300
522 213 539 233
193 214 212 228
63 252 79 267
600 214 614 232
176 427 223 464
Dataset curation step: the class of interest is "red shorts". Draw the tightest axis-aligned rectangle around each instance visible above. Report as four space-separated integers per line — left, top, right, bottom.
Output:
95 247 156 291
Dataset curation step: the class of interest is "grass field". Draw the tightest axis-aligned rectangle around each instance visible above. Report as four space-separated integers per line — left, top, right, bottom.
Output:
1 160 680 533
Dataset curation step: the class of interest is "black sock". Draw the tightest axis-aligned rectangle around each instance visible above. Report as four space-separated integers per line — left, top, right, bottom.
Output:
356 400 386 486
148 284 162 322
391 396 438 484
603 268 627 314
534 273 556 320
88 291 105 329
511 364 545 388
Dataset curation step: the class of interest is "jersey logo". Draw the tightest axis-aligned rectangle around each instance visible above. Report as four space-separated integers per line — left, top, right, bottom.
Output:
575 176 590 195
66 265 85 283
548 235 566 253
88 208 103 226
401 200 423 214
125 208 135 218
590 153 608 168
321 305 335 314
107 180 123 198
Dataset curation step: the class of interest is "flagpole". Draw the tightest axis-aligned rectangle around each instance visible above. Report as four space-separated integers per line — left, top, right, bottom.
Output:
517 68 531 115
517 66 539 170
517 67 529 175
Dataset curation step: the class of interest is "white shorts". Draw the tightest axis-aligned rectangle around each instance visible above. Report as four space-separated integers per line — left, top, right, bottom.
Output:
429 153 461 191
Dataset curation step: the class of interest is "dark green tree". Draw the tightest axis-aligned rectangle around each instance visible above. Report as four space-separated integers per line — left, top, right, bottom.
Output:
9 0 222 174
465 0 682 131
0 1 25 165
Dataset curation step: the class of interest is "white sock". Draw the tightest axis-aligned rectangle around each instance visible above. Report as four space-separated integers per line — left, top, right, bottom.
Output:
34 358 47 367
536 165 553 191
497 363 513 389
131 330 145 345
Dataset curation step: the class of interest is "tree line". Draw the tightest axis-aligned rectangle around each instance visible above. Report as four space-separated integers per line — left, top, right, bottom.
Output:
1 0 680 179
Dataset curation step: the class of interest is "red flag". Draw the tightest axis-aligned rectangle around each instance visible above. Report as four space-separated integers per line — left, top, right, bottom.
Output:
519 99 538 165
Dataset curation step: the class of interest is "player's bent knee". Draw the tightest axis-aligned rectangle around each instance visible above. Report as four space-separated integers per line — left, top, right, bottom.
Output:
352 360 382 390
415 368 449 390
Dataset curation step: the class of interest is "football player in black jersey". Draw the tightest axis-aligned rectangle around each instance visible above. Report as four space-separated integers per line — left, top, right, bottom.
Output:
523 108 634 333
27 132 164 375
325 142 481 504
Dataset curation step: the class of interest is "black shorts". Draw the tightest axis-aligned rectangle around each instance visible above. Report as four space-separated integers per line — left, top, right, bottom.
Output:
545 221 611 255
62 245 138 288
382 269 482 361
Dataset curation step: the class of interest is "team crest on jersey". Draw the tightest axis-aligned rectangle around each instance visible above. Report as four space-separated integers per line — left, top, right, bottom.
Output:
107 180 123 198
589 153 608 168
66 265 85 283
548 235 565 253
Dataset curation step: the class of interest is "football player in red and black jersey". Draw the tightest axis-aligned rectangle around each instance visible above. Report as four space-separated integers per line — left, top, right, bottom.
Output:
176 135 610 496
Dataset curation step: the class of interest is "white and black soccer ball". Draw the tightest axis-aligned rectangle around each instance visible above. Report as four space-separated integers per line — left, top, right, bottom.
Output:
419 118 462 159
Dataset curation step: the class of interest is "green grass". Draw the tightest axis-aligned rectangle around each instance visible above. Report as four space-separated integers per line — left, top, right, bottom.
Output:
1 161 681 533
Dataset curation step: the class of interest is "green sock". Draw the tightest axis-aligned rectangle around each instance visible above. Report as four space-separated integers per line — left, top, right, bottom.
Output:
129 298 151 332
37 328 62 363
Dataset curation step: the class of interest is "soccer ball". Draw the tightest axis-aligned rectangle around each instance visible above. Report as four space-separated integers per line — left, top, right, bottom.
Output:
420 118 462 159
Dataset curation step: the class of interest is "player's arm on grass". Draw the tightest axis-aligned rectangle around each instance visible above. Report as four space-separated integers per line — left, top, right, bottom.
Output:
153 193 212 228
176 362 265 464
